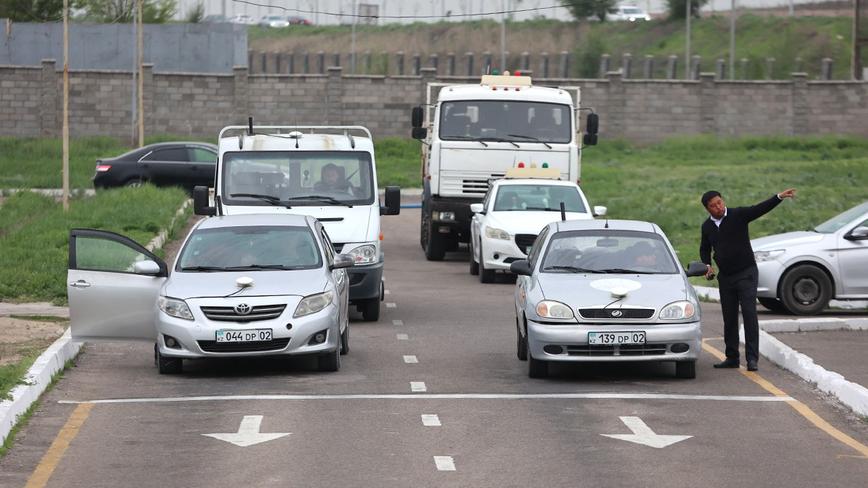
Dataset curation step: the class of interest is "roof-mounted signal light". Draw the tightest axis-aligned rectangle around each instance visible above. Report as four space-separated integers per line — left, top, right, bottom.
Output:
542 162 549 168
517 162 525 168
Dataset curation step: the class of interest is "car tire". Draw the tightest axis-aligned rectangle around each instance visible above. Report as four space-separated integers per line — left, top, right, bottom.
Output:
422 212 446 261
479 241 496 284
675 361 696 379
340 323 350 355
469 239 480 276
758 297 787 313
155 345 182 375
318 348 341 372
516 317 527 361
779 265 832 315
124 177 145 188
360 298 380 322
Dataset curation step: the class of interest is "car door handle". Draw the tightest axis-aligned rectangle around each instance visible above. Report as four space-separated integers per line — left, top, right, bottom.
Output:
69 280 91 288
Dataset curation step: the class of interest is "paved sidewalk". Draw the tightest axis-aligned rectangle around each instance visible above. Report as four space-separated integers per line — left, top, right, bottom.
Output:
0 302 69 318
771 330 868 389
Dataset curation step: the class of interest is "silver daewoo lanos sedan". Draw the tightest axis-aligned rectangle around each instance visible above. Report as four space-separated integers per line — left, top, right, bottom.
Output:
67 214 353 374
510 219 708 379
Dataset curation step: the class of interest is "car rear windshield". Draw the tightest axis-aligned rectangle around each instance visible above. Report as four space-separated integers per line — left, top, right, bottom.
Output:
176 226 322 271
439 100 572 144
541 230 678 274
494 184 585 212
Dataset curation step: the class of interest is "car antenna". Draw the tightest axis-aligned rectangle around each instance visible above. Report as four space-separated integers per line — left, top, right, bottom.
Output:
604 218 609 229
560 201 566 222
247 116 254 136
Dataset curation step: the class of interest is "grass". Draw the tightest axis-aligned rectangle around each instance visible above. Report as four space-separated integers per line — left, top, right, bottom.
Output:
0 186 189 303
0 348 42 401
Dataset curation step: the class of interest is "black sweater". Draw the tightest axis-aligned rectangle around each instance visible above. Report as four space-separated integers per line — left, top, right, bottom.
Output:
700 195 782 276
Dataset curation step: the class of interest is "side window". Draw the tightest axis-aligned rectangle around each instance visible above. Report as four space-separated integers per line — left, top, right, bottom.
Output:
320 228 335 264
143 148 189 162
190 148 217 163
482 187 493 211
528 226 550 269
74 235 150 273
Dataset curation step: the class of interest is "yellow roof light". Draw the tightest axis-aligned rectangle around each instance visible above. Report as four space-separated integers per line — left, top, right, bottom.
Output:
480 74 532 87
504 167 561 179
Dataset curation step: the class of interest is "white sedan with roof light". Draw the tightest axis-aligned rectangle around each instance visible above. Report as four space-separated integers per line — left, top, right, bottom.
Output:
469 173 605 283
67 214 353 374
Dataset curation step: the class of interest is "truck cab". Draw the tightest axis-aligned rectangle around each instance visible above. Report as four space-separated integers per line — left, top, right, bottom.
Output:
194 125 400 321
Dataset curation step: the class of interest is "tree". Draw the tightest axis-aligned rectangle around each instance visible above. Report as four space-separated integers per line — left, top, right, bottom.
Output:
0 0 64 22
563 0 616 22
74 0 176 23
666 0 709 20
184 0 203 23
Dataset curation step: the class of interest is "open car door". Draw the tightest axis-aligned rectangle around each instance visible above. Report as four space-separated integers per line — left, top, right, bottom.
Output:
68 229 168 342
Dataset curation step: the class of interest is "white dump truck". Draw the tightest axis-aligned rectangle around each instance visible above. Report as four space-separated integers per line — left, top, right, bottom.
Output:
193 123 400 321
411 73 598 260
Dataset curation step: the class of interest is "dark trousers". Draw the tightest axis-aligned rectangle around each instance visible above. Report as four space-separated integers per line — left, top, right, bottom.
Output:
718 265 760 363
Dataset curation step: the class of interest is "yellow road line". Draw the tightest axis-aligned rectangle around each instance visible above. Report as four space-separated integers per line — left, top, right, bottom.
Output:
702 340 868 459
25 402 94 488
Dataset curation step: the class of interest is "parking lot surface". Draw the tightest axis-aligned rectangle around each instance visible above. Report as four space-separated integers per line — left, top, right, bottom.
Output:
1 209 866 487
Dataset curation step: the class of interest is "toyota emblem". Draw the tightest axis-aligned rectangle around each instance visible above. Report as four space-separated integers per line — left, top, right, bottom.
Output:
234 303 252 315
610 310 623 318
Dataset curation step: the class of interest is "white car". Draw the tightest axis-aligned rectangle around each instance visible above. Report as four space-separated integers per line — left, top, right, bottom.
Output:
469 169 605 283
752 201 868 315
258 15 290 28
609 5 651 22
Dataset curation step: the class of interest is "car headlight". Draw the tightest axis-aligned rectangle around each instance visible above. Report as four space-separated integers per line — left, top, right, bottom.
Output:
754 249 784 262
485 226 511 240
294 291 334 318
535 300 575 320
659 301 696 320
158 296 194 320
346 243 378 265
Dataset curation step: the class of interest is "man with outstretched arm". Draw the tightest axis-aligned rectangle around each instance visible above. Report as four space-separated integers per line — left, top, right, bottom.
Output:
699 188 797 372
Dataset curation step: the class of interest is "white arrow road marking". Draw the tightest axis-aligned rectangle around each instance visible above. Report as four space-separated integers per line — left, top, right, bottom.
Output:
202 415 290 447
601 416 692 449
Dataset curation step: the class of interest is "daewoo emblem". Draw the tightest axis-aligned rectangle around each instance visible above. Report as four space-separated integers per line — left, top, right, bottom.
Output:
610 310 623 318
234 303 252 315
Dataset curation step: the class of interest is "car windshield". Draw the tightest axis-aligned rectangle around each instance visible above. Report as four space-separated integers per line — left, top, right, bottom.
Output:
541 230 678 274
814 202 868 233
623 7 641 14
221 150 375 206
439 100 572 144
176 225 322 271
493 184 586 213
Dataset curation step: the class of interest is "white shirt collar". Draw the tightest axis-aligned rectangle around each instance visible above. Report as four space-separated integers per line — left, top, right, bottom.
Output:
710 208 728 227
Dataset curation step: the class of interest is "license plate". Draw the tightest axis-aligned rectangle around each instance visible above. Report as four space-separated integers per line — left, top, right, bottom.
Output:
215 329 272 343
588 331 646 345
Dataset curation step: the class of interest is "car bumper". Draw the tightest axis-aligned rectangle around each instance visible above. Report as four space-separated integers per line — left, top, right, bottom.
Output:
480 236 526 271
755 260 785 298
156 303 340 360
526 319 702 362
348 261 383 303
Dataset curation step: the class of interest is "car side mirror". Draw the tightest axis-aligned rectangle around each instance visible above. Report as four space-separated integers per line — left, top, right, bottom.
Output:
685 261 708 277
134 260 162 276
411 127 428 140
582 133 598 146
593 205 607 217
331 254 355 270
380 186 401 215
845 225 868 240
470 203 484 214
193 185 216 216
411 106 424 128
585 113 599 134
510 259 532 276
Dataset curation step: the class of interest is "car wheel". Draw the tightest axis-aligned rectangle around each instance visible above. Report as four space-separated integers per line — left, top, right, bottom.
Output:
675 361 696 379
340 323 350 355
360 298 380 322
479 241 496 283
469 238 480 275
124 177 145 188
779 265 832 315
758 297 787 313
528 352 547 378
516 317 527 361
155 345 182 375
318 348 341 372
422 212 446 261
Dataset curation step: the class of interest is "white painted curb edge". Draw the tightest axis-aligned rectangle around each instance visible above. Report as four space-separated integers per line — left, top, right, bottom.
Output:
0 331 82 446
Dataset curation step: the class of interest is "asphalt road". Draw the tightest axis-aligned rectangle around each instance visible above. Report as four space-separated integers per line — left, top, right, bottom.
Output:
2 209 867 487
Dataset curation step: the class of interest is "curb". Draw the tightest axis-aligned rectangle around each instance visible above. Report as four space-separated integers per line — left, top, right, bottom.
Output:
0 331 82 446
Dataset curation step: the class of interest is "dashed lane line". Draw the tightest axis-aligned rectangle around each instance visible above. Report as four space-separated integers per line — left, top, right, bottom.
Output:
386 302 397 309
403 355 419 364
410 382 428 392
434 456 456 471
392 319 404 326
421 414 442 426
397 333 409 340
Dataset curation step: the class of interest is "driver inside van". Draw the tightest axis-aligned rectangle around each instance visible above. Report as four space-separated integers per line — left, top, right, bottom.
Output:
315 163 352 194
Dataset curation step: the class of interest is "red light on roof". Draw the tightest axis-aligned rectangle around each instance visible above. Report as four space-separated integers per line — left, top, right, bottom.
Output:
517 162 525 168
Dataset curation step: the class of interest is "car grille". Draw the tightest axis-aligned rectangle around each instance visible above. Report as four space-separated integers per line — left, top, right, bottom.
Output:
200 304 287 322
514 234 537 253
578 308 656 319
198 338 291 353
566 344 668 356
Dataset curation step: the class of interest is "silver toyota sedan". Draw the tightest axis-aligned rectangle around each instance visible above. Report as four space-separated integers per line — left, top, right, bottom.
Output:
67 214 353 374
510 219 708 379
752 201 868 315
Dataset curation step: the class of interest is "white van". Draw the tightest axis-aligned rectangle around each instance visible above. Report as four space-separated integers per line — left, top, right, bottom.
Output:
193 124 400 321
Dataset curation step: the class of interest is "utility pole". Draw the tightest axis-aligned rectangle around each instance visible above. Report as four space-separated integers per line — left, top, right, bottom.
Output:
855 0 866 80
351 0 357 72
62 0 69 211
729 0 736 80
137 0 144 147
500 0 506 70
685 0 692 79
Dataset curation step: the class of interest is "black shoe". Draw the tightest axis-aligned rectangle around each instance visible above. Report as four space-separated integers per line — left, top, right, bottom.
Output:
713 358 740 369
747 360 758 372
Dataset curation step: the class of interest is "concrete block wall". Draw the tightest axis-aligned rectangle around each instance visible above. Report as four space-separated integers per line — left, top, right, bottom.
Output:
0 66 42 137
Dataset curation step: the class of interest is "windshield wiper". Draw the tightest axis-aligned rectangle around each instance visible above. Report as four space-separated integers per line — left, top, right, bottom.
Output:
229 193 291 208
506 134 552 149
444 135 488 147
478 137 520 148
285 195 353 207
543 265 596 273
180 265 228 272
596 268 654 274
224 264 294 271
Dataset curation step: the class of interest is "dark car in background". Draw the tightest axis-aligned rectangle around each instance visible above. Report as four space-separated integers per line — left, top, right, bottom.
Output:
93 142 218 191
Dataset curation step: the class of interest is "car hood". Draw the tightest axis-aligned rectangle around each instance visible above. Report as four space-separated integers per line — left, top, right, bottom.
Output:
751 231 824 250
487 211 593 235
164 268 328 300
537 273 691 310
